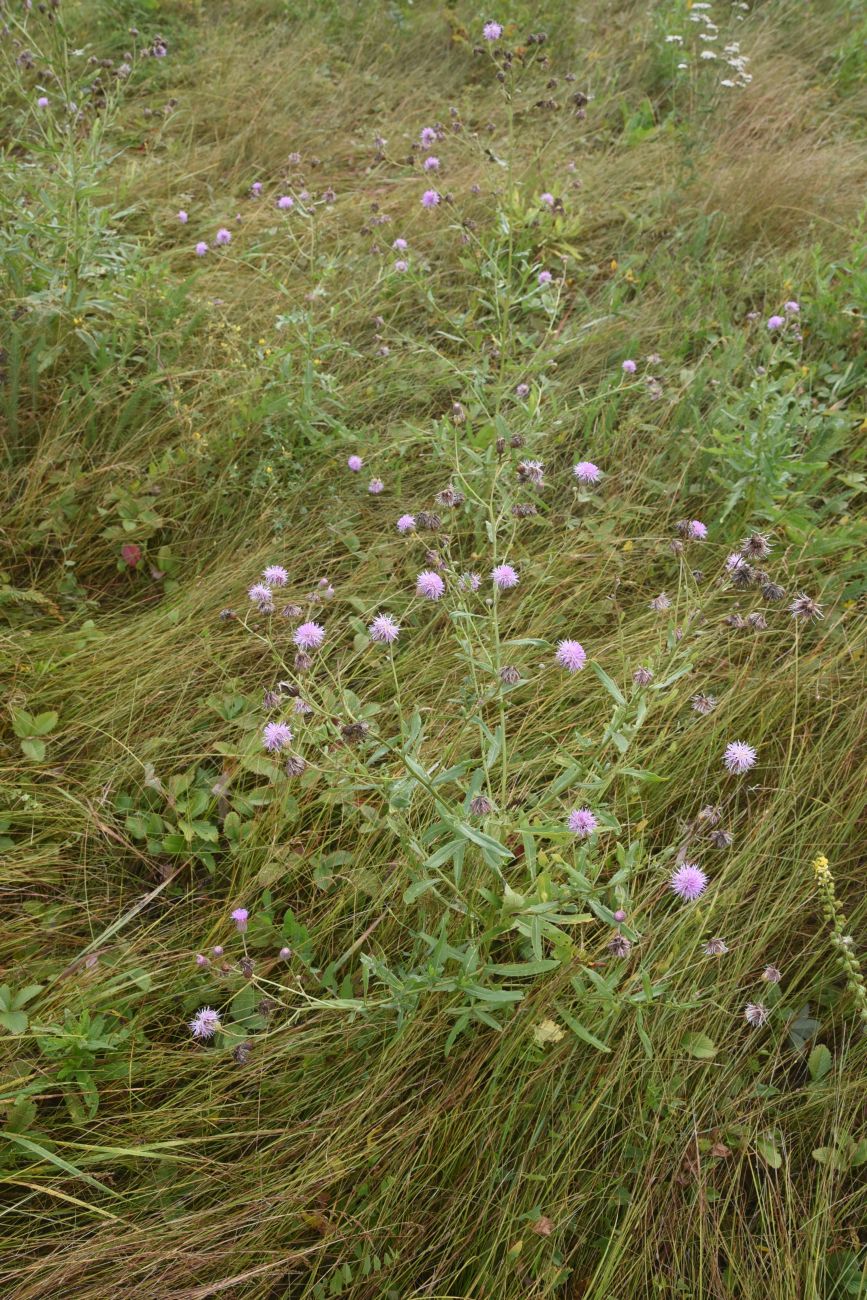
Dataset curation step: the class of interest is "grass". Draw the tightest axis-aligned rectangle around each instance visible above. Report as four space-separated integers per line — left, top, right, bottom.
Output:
1 0 866 1296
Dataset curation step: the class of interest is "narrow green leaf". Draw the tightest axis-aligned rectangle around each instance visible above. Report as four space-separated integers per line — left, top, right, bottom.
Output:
590 661 626 706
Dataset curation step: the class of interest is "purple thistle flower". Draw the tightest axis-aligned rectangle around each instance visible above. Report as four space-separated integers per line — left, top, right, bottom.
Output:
556 639 587 673
784 300 799 314
420 127 437 147
687 519 707 540
231 907 249 933
568 807 598 837
37 96 50 108
491 563 519 590
459 571 481 592
483 20 503 40
703 937 729 956
393 237 408 250
195 953 208 968
195 241 209 256
177 209 188 223
744 1002 768 1027
767 314 785 330
621 359 637 374
573 461 601 484
540 192 555 207
369 612 400 643
215 227 232 246
394 259 409 272
670 863 708 901
248 582 274 609
516 382 530 397
789 592 823 621
262 565 288 587
723 740 757 774
212 945 224 957
397 514 416 533
633 666 654 686
294 621 325 650
277 195 294 210
263 721 293 753
251 182 263 197
423 156 440 171
279 945 292 959
650 592 671 612
347 454 363 472
189 1007 221 1040
762 965 782 983
538 270 553 285
416 570 445 600
368 477 384 494
421 189 441 208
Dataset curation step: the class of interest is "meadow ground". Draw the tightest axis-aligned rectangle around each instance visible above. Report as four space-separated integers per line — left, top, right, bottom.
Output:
1 1 866 1296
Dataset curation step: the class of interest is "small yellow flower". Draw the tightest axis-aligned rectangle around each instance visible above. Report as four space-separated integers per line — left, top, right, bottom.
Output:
609 259 618 272
313 358 322 366
624 269 636 284
265 465 273 474
258 337 266 346
622 539 634 553
812 854 830 879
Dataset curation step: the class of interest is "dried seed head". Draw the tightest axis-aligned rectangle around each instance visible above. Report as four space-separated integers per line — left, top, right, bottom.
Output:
761 580 786 602
512 502 538 518
435 485 465 508
509 433 525 448
741 532 772 560
470 794 493 817
416 511 442 531
219 608 236 620
703 937 729 956
747 611 767 630
762 965 782 984
341 721 369 744
709 828 733 849
233 1041 253 1065
789 592 824 621
698 805 722 827
691 693 717 715
294 651 312 671
285 755 306 777
607 934 632 958
499 665 521 685
730 563 755 589
281 603 303 619
633 666 654 686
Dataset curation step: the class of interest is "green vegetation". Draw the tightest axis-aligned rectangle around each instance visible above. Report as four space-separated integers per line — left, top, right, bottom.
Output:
1 1 865 1295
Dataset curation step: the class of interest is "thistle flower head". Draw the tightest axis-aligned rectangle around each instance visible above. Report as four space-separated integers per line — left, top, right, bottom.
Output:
499 665 521 684
189 1007 221 1039
538 270 552 285
231 907 249 932
293 621 325 650
608 934 632 958
396 514 416 533
347 454 363 472
262 565 288 587
368 477 384 494
621 359 637 374
263 721 293 753
568 807 598 837
421 189 441 208
767 315 784 330
470 793 493 816
670 863 708 901
741 532 772 560
723 740 756 774
369 612 400 643
762 965 782 983
195 241 208 256
491 563 519 590
416 570 445 600
703 937 729 956
483 20 503 40
285 755 306 777
789 592 823 621
691 693 717 715
423 156 440 171
277 195 294 210
633 666 654 686
744 1002 769 1027
687 519 707 540
556 639 586 673
517 460 545 487
459 571 481 592
574 461 601 484
215 227 232 245
650 592 671 612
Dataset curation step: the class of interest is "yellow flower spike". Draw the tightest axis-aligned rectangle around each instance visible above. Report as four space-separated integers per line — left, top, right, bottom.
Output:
609 259 618 272
622 539 634 552
812 854 830 879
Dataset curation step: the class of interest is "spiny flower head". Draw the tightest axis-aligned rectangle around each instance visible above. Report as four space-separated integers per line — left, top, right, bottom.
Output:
248 582 274 608
491 563 519 590
250 182 262 197
703 937 729 956
573 461 601 484
633 666 654 686
741 532 772 560
650 592 671 612
420 126 437 147
723 740 756 774
393 237 408 250
670 863 708 901
767 315 784 330
622 359 637 374
177 209 188 223
568 807 598 837
277 195 294 210
368 477 384 494
556 640 586 673
347 454 363 472
789 592 823 621
470 793 493 817
459 571 481 592
293 621 325 650
195 241 208 256
687 520 707 540
189 1007 221 1039
483 20 503 40
396 514 416 533
785 300 800 313
421 189 441 208
263 721 293 752
262 565 288 587
538 270 553 285
744 1002 769 1027
369 613 400 643
691 693 717 715
215 227 232 245
762 965 782 983
416 570 445 600
423 156 440 171
231 907 248 932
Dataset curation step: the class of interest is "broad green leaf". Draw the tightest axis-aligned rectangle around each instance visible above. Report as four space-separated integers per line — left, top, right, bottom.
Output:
756 1134 783 1169
807 1043 832 1082
20 738 46 762
554 1001 611 1053
682 1032 717 1060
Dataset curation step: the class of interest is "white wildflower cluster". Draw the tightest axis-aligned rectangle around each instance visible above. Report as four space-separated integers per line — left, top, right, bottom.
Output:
664 1 751 87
